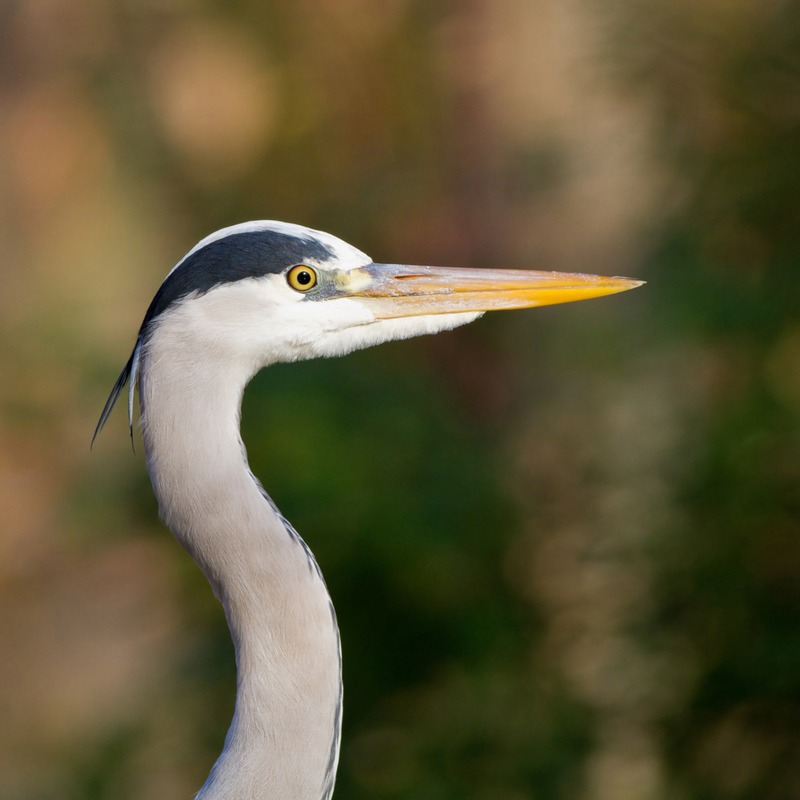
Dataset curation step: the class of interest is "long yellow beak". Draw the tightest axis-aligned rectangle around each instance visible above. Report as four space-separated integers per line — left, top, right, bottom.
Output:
342 263 643 318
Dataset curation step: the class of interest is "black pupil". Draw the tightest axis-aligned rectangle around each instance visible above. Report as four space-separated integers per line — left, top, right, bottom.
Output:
296 270 312 286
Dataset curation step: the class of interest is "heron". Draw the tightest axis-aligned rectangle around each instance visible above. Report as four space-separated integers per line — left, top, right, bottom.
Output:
94 221 641 799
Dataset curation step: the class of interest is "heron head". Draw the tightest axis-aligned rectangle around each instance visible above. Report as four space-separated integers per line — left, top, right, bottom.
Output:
94 221 642 442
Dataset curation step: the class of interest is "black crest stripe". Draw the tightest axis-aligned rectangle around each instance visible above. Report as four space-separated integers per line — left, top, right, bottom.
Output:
142 230 335 329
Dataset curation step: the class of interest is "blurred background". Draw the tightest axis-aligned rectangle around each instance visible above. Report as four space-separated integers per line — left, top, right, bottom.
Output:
1 1 798 798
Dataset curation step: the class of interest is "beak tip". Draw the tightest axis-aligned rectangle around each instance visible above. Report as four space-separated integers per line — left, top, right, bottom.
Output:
610 277 646 292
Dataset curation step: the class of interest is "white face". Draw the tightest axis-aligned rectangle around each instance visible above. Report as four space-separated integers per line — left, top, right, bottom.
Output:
143 220 640 380
97 221 639 444
151 268 481 374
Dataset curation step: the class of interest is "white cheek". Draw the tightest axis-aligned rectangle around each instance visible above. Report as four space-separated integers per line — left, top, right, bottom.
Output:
262 296 376 361
299 309 484 361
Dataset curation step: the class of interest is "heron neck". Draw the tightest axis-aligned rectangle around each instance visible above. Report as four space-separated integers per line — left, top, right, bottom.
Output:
139 344 342 800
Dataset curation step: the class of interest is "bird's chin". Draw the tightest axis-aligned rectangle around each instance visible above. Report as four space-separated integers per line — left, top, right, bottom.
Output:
363 309 485 340
303 309 483 361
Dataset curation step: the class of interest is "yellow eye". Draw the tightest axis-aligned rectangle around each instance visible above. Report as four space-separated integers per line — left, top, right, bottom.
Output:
287 265 318 292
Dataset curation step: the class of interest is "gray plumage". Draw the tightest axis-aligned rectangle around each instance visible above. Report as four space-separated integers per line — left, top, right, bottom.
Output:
97 221 641 799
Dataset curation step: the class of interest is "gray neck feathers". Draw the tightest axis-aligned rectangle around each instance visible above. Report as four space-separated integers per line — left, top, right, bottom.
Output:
139 324 342 800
